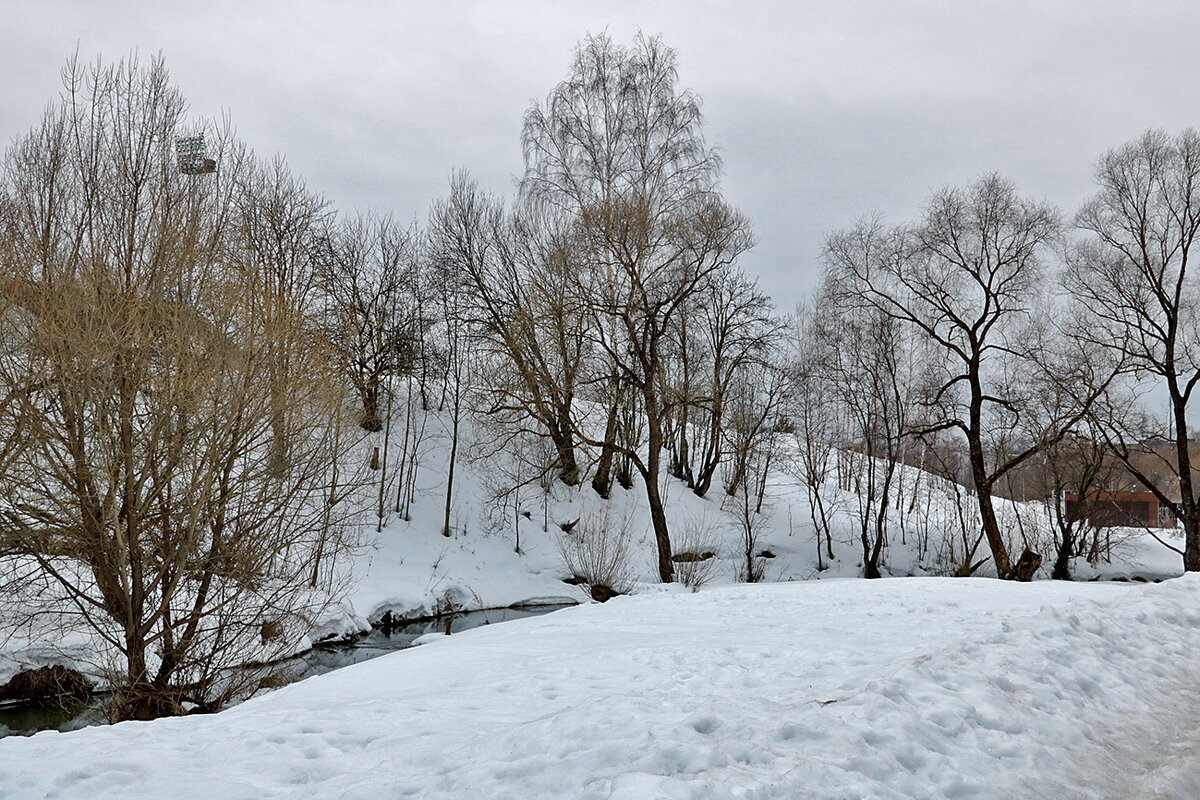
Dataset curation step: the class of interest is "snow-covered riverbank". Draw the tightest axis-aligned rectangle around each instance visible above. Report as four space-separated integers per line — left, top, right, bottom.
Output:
4 576 1199 799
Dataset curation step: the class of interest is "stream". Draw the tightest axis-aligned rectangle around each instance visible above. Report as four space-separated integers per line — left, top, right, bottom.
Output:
0 603 573 738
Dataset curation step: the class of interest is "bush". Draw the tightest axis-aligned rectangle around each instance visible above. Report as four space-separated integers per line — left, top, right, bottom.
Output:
558 506 636 602
671 514 722 591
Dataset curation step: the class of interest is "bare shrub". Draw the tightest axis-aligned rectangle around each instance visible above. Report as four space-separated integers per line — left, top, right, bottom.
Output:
557 506 636 602
671 513 722 591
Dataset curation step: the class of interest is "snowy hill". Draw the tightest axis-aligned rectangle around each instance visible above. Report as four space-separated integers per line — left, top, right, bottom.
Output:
332 410 1186 636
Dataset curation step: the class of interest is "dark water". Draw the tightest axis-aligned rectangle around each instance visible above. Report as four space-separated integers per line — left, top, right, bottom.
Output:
0 603 572 738
0 696 107 737
277 604 574 685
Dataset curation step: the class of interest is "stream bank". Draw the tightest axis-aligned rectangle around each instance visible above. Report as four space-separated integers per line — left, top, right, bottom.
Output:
0 602 575 738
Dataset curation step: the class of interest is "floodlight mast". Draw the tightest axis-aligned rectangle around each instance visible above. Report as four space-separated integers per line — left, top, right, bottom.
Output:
176 133 217 175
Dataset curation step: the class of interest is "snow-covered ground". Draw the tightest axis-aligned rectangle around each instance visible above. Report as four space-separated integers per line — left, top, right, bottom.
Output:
2 408 1194 797
4 575 1200 798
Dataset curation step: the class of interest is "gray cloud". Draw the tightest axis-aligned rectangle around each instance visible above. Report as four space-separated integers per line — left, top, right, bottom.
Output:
3 0 1199 309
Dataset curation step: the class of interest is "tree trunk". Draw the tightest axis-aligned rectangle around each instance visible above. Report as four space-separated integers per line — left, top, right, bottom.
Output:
674 415 692 486
442 393 461 538
692 411 723 497
1184 512 1200 572
1051 533 1073 581
645 471 674 583
1171 392 1200 571
592 390 620 498
975 486 1013 579
642 380 674 582
865 458 896 578
1013 547 1042 582
125 626 148 689
724 449 746 498
967 370 1013 578
550 418 580 486
360 383 383 432
861 526 881 579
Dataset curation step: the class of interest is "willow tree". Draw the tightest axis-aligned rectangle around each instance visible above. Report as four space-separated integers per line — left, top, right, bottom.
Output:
0 55 366 719
522 32 754 582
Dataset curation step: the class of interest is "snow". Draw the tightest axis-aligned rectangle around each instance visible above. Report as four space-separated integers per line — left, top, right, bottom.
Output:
1073 527 1188 583
331 419 601 630
305 601 372 645
334 416 1188 636
5 404 1186 686
3 407 1198 796
5 575 1200 798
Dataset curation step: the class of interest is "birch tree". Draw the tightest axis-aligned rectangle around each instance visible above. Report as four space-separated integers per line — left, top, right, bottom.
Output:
521 32 754 582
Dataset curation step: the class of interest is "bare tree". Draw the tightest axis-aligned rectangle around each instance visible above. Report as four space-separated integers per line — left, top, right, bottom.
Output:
825 176 1071 578
522 32 754 582
233 155 330 474
473 422 556 554
921 435 987 575
318 212 420 432
1069 129 1200 570
786 302 842 571
670 268 779 498
0 55 367 719
817 285 913 579
434 173 587 487
723 357 788 582
426 179 483 538
1030 429 1110 579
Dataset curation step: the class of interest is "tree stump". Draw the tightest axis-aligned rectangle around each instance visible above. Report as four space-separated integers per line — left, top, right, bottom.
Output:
1013 547 1042 582
590 584 619 603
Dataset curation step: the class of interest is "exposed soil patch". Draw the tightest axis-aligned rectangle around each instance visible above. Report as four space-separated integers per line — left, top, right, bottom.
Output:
0 665 92 704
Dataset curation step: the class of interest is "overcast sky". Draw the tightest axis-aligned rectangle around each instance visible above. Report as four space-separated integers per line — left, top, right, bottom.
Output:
3 1 1199 309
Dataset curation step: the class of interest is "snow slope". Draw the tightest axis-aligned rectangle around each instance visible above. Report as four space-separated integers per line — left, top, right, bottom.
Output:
337 420 1186 632
345 412 1189 625
4 576 1200 799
